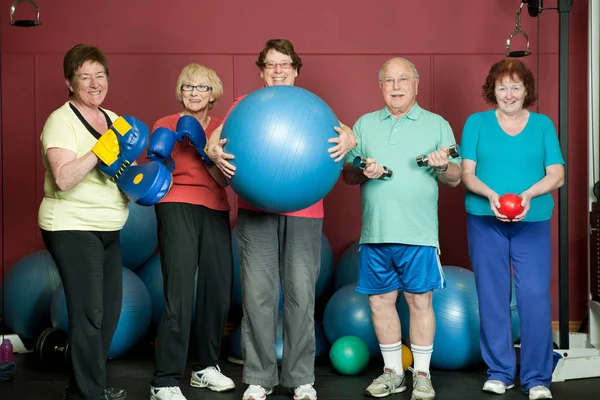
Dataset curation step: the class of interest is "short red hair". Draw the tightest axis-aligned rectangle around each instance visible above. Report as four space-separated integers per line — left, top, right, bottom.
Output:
482 59 537 108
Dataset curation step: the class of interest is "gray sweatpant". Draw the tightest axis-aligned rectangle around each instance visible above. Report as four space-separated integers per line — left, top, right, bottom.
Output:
237 208 322 388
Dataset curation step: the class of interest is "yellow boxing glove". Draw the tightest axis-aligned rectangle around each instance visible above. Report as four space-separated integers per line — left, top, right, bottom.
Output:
91 117 133 166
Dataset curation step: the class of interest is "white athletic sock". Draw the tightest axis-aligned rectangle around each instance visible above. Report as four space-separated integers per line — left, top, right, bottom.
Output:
411 343 433 373
380 341 404 376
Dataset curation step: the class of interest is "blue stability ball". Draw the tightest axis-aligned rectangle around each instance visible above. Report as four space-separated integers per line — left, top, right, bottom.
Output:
397 266 482 370
231 228 333 309
323 283 380 358
51 268 152 359
221 86 342 213
120 202 158 270
333 240 360 291
229 317 327 361
4 250 62 339
510 276 520 342
137 253 198 329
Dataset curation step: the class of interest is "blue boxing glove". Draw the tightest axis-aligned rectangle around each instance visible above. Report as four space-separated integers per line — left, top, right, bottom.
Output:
92 115 171 205
176 115 212 165
92 115 148 180
116 161 172 206
147 127 177 172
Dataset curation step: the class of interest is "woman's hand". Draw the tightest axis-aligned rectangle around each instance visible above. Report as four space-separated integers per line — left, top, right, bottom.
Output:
207 138 236 179
511 191 532 222
488 191 511 222
329 122 357 162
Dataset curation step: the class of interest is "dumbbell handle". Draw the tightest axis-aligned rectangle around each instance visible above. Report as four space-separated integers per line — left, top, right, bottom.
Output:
416 144 460 167
353 156 393 180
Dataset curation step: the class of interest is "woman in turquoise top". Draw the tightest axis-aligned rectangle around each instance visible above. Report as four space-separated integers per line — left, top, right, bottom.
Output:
460 59 564 400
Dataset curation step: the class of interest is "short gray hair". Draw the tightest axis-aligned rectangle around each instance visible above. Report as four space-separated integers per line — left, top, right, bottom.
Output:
378 57 419 81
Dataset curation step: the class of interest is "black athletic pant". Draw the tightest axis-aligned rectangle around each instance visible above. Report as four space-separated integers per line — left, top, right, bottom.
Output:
151 203 233 387
41 229 122 400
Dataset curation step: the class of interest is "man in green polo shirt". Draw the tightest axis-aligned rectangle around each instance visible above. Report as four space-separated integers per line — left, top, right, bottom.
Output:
343 57 462 400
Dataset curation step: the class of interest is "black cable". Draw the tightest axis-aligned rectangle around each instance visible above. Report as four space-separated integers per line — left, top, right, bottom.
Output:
1 14 4 342
592 26 597 186
537 10 540 114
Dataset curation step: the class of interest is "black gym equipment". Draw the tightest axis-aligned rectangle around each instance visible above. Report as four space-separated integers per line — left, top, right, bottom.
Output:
34 327 68 366
9 0 42 27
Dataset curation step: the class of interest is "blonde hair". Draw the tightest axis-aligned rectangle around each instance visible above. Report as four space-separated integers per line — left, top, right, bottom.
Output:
175 63 223 110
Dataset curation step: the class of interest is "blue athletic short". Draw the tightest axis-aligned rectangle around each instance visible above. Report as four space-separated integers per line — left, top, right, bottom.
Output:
356 243 446 295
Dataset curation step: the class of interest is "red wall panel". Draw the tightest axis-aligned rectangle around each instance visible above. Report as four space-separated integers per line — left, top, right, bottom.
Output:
0 0 590 320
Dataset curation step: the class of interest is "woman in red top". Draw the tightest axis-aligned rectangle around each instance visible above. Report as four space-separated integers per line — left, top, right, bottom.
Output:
149 64 234 400
207 40 357 400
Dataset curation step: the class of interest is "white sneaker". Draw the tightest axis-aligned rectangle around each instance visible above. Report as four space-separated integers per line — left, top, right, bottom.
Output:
190 365 235 392
410 368 436 400
364 368 407 398
150 386 187 400
293 383 317 400
242 385 273 400
528 386 553 399
482 380 515 394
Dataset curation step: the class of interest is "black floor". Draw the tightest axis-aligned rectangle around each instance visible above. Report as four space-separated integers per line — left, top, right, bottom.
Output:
1 347 599 400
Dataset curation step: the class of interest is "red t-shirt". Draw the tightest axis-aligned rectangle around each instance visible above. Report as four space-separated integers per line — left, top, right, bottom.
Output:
152 114 229 211
225 95 323 218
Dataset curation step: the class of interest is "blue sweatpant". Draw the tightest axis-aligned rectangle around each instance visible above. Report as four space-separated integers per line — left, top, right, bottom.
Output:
466 214 553 391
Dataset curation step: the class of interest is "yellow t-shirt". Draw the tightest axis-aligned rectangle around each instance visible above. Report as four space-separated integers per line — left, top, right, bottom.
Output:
38 102 129 231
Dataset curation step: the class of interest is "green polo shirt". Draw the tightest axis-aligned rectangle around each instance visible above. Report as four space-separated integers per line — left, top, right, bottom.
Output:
345 103 460 249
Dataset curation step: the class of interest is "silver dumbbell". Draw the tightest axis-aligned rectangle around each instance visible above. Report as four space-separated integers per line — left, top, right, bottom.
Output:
353 156 393 180
416 144 460 167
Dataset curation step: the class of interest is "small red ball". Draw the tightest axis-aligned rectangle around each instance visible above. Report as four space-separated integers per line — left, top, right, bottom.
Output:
498 193 524 219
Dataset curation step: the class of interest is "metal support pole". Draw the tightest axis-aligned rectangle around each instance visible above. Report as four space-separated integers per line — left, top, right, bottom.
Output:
558 0 573 350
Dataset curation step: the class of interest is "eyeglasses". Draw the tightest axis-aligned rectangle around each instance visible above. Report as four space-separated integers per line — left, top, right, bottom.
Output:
381 76 416 86
181 84 212 93
263 61 294 69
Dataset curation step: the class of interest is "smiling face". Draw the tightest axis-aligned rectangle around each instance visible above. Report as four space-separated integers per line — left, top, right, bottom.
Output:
260 49 298 87
495 74 527 116
180 77 214 114
379 59 419 116
66 61 108 107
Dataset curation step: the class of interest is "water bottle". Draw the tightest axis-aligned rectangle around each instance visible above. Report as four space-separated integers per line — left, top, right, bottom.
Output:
0 338 13 362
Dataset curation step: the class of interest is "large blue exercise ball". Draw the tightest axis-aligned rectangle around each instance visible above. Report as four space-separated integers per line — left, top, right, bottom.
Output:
333 240 360 291
120 202 158 270
229 317 327 362
137 253 198 329
510 277 520 342
4 250 62 339
397 266 481 370
323 283 379 358
222 86 342 213
231 228 333 309
51 267 152 359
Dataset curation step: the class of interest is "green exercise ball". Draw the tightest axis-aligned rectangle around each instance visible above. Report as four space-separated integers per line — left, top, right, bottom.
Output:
329 335 370 375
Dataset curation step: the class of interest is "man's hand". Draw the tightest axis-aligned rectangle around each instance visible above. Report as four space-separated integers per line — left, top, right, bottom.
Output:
329 122 357 162
425 146 449 171
362 158 385 179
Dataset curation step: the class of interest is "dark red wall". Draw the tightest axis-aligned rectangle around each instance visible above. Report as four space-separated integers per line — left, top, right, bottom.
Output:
0 0 590 320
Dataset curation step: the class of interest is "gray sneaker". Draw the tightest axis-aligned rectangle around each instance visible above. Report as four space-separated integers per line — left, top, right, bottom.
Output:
364 368 407 398
410 368 435 400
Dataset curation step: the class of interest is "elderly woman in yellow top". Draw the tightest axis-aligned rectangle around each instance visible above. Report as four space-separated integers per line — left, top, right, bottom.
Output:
38 44 128 400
